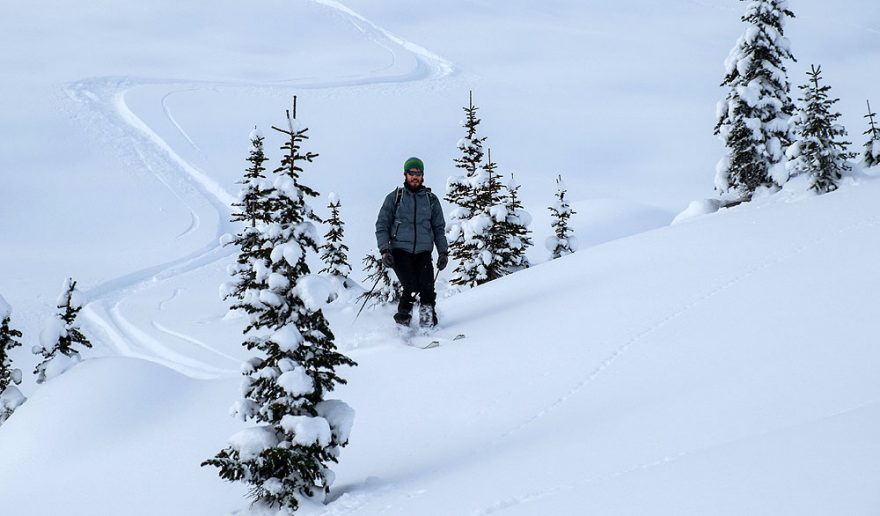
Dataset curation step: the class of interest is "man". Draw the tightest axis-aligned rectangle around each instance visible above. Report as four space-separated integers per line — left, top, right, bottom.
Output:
375 157 449 328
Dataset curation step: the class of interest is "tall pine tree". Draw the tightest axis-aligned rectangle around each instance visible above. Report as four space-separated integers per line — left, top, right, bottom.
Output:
204 99 356 514
0 295 25 425
319 192 352 286
862 100 880 168
715 0 797 199
33 278 92 384
785 65 854 194
547 175 577 260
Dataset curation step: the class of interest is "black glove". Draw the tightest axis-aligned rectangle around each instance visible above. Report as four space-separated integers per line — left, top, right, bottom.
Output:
381 250 394 268
436 251 449 271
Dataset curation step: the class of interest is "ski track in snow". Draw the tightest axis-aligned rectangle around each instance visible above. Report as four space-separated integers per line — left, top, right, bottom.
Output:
175 211 199 240
150 320 242 365
157 288 184 311
161 88 204 155
65 1 455 378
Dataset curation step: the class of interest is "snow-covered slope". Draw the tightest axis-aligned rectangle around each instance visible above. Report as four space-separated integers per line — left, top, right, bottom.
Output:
3 177 880 515
2 0 879 515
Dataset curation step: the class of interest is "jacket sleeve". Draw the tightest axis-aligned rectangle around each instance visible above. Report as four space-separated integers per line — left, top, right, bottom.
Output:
430 193 448 254
375 191 395 251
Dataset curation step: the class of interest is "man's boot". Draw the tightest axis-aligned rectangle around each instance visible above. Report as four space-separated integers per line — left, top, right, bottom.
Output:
393 311 411 327
418 304 437 328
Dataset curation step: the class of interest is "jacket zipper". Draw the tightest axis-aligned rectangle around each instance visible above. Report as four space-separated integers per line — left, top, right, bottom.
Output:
412 190 418 253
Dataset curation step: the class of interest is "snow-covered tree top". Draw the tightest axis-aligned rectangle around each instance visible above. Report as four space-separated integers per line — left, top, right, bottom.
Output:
744 0 792 28
287 116 303 134
723 0 795 78
57 277 83 308
249 126 263 142
327 191 339 205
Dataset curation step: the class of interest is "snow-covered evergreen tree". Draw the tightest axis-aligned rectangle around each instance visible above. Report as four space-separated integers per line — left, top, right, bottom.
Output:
480 149 509 282
446 90 487 214
446 91 493 288
785 65 854 194
222 127 276 334
0 295 25 425
547 175 577 260
319 192 352 286
862 100 880 168
444 96 521 287
715 0 797 199
33 278 92 384
235 127 273 228
355 250 400 309
205 100 356 514
497 173 533 273
447 140 531 283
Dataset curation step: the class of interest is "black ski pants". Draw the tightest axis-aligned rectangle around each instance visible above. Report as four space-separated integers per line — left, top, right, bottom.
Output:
391 249 436 315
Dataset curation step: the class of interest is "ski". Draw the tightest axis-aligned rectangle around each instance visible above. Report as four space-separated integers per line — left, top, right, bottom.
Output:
407 333 466 349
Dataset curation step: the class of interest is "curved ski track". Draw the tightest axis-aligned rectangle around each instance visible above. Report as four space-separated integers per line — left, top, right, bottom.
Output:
69 0 455 378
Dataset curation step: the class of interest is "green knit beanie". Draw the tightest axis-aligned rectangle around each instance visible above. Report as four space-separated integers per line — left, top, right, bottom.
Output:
403 157 424 173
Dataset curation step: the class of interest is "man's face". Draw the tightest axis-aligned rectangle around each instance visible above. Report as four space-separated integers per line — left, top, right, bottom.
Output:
405 168 424 189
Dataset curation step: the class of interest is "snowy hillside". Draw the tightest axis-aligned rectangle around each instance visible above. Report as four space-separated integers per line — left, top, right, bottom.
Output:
2 0 880 515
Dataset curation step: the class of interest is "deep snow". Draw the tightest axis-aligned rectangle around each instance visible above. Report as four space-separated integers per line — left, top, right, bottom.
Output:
1 0 880 515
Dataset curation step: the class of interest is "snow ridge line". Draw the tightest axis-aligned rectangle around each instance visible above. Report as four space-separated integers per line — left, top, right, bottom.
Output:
63 1 456 377
494 210 880 444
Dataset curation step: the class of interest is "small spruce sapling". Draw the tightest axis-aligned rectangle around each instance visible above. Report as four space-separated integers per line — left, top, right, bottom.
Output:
355 250 401 309
547 175 577 259
319 192 353 287
862 100 880 168
0 295 25 425
785 65 855 194
33 278 92 384
498 173 533 273
481 149 509 282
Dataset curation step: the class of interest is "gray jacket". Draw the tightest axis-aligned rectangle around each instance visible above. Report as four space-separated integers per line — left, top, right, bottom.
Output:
376 185 448 255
